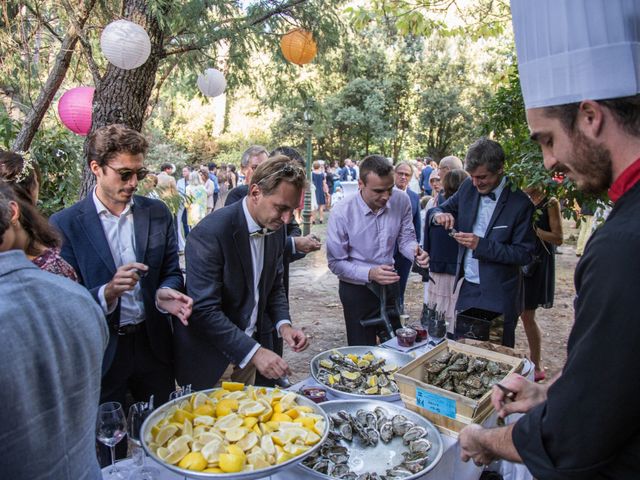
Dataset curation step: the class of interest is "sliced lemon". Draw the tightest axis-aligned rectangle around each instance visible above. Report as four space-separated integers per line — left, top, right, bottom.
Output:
167 434 192 452
226 444 246 460
312 420 326 436
243 416 259 429
201 438 224 463
342 371 361 381
295 406 314 414
271 412 293 423
218 453 244 473
283 443 309 456
178 451 207 471
193 416 214 426
216 398 239 418
172 409 195 423
155 424 179 446
247 451 271 469
192 392 210 409
252 424 262 436
215 413 243 431
238 400 266 417
193 404 215 417
294 417 315 429
304 431 321 446
236 431 259 451
221 381 245 392
182 419 193 437
260 434 276 455
284 408 300 419
162 444 189 465
212 389 229 400
225 426 248 443
276 451 296 464
278 392 297 411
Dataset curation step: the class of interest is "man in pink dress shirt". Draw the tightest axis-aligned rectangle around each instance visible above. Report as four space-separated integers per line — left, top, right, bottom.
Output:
327 155 429 345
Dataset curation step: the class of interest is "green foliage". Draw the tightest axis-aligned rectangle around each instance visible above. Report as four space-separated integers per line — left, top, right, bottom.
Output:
0 107 83 215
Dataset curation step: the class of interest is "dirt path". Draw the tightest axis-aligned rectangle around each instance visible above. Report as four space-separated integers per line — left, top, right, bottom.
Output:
284 217 579 384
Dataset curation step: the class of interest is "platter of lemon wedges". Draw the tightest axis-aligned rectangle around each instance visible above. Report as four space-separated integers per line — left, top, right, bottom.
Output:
141 382 330 479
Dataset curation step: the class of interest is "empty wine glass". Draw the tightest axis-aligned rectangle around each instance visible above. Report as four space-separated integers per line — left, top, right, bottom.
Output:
96 402 127 480
128 402 159 480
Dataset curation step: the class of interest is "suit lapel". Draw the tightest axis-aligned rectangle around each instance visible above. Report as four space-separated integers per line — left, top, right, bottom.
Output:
232 203 254 294
485 186 510 235
133 197 150 263
77 197 117 274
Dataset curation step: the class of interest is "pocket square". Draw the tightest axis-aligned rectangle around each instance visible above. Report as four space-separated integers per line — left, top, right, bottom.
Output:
492 225 508 229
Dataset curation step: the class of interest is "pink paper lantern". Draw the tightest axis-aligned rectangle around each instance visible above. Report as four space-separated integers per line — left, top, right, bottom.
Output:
58 87 95 135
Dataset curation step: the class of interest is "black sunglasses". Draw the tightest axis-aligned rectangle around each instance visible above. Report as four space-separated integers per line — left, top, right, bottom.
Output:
105 164 149 182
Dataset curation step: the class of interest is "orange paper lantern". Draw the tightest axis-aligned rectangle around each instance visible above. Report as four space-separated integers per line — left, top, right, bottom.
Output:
280 28 317 66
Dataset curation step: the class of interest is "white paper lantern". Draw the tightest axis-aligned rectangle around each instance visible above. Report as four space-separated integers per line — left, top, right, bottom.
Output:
197 68 227 97
100 20 151 70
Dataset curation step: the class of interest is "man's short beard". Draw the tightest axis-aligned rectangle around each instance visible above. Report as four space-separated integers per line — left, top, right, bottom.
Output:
569 129 613 195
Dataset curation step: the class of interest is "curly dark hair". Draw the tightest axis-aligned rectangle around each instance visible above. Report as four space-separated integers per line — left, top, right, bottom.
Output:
0 150 41 204
87 124 148 168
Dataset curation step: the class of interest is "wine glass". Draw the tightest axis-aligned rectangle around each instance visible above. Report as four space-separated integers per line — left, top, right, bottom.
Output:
128 402 160 480
96 401 127 480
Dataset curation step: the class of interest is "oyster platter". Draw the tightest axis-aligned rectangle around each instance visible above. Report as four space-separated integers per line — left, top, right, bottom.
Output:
311 346 414 401
141 384 329 479
300 400 443 480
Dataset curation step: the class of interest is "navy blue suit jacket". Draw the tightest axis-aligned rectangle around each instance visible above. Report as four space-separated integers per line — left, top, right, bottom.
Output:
429 177 535 317
50 195 183 372
175 200 290 389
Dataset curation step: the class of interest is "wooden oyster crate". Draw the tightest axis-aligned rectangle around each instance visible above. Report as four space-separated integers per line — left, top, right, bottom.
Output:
394 340 524 437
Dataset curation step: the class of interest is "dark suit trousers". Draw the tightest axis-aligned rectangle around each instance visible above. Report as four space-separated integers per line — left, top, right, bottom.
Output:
456 280 518 348
339 281 401 346
97 326 174 465
394 252 412 309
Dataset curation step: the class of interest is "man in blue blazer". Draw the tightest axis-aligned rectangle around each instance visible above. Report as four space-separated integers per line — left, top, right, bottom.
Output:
175 156 309 389
51 125 192 420
429 138 535 347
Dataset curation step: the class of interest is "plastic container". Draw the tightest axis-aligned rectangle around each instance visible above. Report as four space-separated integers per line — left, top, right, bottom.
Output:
301 387 327 403
410 324 428 342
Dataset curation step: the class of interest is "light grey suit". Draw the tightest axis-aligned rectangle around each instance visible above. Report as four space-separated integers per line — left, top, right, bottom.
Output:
0 250 108 479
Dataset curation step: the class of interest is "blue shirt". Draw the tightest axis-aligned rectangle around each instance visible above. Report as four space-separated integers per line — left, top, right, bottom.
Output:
209 173 220 193
420 166 434 195
463 176 507 284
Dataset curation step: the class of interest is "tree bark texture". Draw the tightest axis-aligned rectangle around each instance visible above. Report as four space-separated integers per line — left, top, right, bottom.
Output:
11 0 97 152
79 0 165 198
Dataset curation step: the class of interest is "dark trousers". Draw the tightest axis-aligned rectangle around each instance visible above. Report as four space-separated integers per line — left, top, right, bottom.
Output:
394 252 412 309
181 208 190 237
339 281 401 346
213 192 219 208
97 326 174 466
456 280 518 348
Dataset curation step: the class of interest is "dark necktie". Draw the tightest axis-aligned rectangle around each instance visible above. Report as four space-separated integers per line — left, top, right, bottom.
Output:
481 192 496 201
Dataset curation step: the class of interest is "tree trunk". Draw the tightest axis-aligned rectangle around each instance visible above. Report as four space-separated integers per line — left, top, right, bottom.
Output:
11 0 97 152
79 0 165 198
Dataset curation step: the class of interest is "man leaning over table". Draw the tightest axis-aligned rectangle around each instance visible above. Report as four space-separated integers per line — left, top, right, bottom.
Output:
51 124 192 463
327 154 429 346
175 156 309 390
458 1 640 478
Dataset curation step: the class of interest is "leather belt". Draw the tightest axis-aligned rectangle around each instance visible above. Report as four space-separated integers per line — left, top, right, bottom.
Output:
115 322 145 336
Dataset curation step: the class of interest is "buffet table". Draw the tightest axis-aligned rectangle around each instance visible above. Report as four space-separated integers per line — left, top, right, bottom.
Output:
104 348 534 480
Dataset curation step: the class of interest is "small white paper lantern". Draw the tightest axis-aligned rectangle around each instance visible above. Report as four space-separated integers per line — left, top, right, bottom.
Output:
197 68 227 97
100 20 151 70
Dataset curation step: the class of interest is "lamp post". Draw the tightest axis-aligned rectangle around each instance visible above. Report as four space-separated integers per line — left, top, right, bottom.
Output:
302 106 314 236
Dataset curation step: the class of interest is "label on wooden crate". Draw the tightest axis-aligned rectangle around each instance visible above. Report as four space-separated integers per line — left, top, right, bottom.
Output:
416 386 456 419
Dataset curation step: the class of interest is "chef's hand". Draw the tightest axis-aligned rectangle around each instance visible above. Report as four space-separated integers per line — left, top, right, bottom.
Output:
434 212 455 230
453 232 480 251
156 288 193 326
294 234 321 253
491 373 548 418
459 424 496 467
368 264 400 285
251 347 291 379
280 324 309 352
415 245 429 268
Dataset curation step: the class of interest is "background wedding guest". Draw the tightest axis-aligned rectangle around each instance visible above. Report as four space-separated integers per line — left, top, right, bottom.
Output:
0 152 77 280
185 170 207 228
200 166 215 214
423 168 469 334
311 161 327 224
521 185 563 382
0 183 108 479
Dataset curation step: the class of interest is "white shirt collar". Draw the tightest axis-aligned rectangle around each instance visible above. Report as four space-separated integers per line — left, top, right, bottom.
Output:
92 187 134 217
242 197 262 234
492 175 507 200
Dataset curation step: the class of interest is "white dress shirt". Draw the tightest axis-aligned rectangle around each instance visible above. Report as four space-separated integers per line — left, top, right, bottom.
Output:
463 176 507 284
238 198 291 368
94 189 145 325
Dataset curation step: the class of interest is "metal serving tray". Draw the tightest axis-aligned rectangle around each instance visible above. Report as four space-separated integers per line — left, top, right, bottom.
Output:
310 346 414 401
140 387 330 480
298 399 444 479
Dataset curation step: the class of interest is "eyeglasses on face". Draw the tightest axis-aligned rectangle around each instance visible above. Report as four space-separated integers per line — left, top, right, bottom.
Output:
105 164 149 182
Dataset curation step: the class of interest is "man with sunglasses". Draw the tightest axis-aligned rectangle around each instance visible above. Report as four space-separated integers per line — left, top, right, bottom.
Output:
175 156 309 389
51 124 192 463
